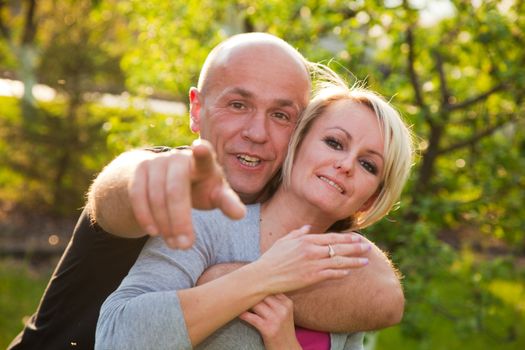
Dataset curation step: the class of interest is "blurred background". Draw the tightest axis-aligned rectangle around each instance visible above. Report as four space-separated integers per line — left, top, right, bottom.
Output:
0 0 523 349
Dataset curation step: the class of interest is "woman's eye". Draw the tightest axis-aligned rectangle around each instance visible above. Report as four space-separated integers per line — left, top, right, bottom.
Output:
324 137 342 150
360 160 378 175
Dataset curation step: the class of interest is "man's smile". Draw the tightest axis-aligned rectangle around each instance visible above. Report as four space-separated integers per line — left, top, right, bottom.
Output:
236 154 262 167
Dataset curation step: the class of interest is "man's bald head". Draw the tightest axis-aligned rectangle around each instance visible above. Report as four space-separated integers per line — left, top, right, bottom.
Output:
197 32 311 96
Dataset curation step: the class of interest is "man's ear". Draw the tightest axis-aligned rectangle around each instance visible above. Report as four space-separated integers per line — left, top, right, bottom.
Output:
189 87 202 133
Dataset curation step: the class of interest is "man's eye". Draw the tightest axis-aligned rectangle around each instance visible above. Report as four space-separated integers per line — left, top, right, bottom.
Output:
230 102 246 109
272 112 290 121
323 137 342 150
360 160 378 175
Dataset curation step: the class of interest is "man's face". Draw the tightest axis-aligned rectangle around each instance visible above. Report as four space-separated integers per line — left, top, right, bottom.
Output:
190 46 310 203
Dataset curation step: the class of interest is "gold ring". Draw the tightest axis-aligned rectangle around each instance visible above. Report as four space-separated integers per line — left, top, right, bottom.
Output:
328 244 336 258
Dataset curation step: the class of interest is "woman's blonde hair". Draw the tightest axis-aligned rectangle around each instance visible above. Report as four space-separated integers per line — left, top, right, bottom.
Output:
282 72 414 231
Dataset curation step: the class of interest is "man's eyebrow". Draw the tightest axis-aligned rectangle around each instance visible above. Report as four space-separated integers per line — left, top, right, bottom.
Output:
328 127 384 161
274 99 297 108
225 87 299 109
227 87 253 98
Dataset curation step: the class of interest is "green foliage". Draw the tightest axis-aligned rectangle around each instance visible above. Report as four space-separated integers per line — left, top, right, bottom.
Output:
35 0 128 95
0 96 193 216
375 251 525 349
116 0 227 99
97 103 196 153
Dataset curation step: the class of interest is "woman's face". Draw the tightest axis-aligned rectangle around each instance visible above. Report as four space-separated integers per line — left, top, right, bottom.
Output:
290 99 384 222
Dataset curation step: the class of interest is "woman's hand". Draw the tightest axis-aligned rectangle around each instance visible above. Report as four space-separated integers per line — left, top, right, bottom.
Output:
252 225 370 294
240 294 301 350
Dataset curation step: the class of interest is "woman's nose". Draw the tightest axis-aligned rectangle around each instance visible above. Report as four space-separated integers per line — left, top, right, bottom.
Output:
334 156 354 176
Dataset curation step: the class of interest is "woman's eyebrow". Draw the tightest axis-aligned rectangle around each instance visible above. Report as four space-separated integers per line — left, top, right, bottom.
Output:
368 149 384 162
327 127 384 161
327 127 351 139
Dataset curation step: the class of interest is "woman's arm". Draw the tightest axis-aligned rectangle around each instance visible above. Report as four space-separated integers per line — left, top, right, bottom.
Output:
95 235 208 350
178 228 367 346
96 228 367 349
198 236 403 333
197 237 405 333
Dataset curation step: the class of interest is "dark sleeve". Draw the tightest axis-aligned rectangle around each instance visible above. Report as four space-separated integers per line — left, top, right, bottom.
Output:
8 208 148 350
8 146 192 349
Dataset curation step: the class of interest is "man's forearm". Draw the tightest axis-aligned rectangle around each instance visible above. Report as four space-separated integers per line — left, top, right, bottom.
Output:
196 238 404 334
87 150 155 238
288 237 404 333
196 263 247 285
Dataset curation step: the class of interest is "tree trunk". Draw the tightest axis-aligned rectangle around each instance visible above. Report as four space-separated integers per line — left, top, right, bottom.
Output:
52 95 80 209
18 44 39 123
19 44 37 105
416 125 443 193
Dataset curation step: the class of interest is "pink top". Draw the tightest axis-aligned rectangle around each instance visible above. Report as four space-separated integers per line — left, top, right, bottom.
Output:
295 326 331 350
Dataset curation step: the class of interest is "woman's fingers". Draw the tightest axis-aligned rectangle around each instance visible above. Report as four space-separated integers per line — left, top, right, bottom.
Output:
239 310 262 325
321 242 371 258
252 294 292 318
322 255 369 268
288 235 370 260
241 295 294 332
255 230 371 293
301 232 362 245
289 231 371 260
250 299 273 317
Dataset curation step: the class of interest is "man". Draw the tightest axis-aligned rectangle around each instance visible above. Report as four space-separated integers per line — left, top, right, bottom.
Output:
9 33 403 350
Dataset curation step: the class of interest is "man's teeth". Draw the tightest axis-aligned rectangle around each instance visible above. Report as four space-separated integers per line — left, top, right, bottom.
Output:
237 154 261 167
319 176 344 193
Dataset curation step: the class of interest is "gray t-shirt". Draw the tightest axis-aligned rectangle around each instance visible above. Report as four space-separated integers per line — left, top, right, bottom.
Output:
95 204 363 350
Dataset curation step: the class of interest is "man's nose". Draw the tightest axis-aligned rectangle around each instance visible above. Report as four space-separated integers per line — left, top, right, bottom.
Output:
241 111 269 143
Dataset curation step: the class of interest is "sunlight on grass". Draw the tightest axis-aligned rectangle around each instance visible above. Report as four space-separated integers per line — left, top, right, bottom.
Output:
0 259 52 349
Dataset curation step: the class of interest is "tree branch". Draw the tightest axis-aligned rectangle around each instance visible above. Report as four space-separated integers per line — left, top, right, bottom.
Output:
437 114 517 155
406 26 425 109
444 83 507 112
21 0 37 45
0 0 11 41
434 49 452 110
405 24 435 129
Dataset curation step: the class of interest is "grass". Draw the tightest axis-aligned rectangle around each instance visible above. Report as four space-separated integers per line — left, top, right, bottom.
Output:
0 259 53 348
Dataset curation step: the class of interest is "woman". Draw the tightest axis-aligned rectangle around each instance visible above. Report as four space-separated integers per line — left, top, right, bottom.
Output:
236 81 414 349
96 79 414 350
